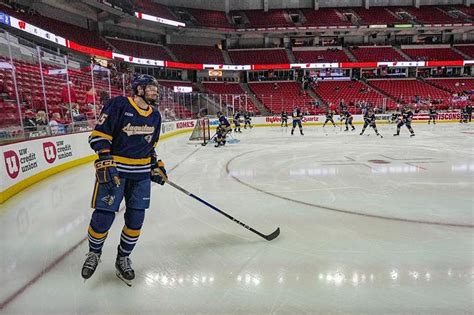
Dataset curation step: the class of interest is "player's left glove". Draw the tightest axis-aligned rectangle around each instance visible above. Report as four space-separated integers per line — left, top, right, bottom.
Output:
151 158 167 185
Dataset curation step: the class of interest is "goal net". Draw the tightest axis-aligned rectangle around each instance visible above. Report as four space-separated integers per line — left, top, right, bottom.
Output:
188 117 211 145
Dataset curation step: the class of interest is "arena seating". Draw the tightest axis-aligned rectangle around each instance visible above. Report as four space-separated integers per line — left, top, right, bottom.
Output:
454 45 474 58
402 47 465 61
300 8 352 27
229 49 289 65
350 47 407 62
240 10 294 28
368 79 452 109
187 8 233 29
135 0 177 20
312 80 395 112
393 6 460 24
107 38 172 60
0 57 123 127
248 82 315 114
157 81 194 119
425 78 474 94
168 45 225 64
293 49 350 63
456 5 474 17
350 7 405 25
202 82 259 114
0 6 111 50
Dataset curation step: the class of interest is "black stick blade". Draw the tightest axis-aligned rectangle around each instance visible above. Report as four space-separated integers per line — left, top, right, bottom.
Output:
264 227 280 241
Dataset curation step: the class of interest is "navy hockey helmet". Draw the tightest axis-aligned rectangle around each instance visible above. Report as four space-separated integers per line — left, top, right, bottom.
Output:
132 74 159 95
132 74 159 105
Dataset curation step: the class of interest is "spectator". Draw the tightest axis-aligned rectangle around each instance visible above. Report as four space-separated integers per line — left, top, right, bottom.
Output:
99 90 110 105
23 110 36 132
35 110 48 126
61 81 78 106
85 87 98 110
69 103 86 122
49 112 65 135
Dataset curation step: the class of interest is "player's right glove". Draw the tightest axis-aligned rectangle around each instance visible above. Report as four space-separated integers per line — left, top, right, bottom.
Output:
94 154 120 190
151 158 167 185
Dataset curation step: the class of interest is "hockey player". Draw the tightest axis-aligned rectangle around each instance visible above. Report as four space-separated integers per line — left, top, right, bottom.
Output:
394 107 415 137
215 111 231 147
428 105 437 125
389 112 400 124
81 74 166 286
466 104 472 123
341 108 355 131
281 111 288 127
322 109 336 127
360 108 382 137
291 107 304 135
243 112 253 129
233 111 242 133
460 106 469 123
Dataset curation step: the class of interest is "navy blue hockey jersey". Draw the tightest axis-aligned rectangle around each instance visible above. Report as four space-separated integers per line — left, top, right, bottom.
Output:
89 96 162 179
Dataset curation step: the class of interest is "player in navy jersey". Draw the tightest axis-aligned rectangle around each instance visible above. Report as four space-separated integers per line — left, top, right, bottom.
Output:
215 111 231 147
341 108 355 131
322 110 336 127
281 111 288 127
428 105 437 125
291 108 304 135
81 74 167 286
233 111 242 133
394 107 415 137
360 108 382 137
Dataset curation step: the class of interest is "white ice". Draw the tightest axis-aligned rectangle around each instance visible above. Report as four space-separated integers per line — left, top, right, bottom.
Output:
0 122 473 314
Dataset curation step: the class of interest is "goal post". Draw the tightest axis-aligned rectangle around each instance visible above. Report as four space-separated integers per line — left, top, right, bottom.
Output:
188 117 211 145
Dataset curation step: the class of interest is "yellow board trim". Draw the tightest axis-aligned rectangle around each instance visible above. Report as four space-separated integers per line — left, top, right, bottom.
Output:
112 155 151 165
90 130 113 141
0 155 96 204
122 226 141 237
128 97 152 117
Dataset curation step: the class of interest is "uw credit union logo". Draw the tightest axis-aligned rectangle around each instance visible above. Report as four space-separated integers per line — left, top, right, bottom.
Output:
4 150 20 179
43 142 57 164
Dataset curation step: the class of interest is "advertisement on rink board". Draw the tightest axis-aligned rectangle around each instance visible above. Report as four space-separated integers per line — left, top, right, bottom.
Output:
1 133 87 190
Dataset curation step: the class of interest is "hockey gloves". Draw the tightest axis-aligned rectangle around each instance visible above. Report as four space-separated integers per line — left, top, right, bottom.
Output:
94 154 120 190
151 159 167 185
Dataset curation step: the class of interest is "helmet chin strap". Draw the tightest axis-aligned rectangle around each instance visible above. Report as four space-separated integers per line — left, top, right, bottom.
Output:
137 89 155 106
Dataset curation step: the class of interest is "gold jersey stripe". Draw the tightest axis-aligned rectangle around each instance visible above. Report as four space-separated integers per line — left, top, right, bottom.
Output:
112 155 151 165
90 130 113 141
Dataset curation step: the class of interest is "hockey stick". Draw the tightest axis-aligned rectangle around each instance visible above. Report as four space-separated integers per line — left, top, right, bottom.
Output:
165 179 280 241
202 132 218 146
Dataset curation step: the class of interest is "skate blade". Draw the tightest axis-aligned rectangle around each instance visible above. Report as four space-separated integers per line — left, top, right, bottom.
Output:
116 271 132 287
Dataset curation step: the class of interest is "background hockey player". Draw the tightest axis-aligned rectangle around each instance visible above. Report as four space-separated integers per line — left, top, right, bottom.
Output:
233 111 242 133
428 105 437 125
360 108 382 137
394 106 415 137
215 111 231 147
81 74 167 286
291 107 304 135
341 108 355 131
281 111 288 127
322 109 336 127
243 112 253 129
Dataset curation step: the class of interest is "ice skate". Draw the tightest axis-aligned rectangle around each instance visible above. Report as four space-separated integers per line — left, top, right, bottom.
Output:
81 252 101 280
116 255 135 287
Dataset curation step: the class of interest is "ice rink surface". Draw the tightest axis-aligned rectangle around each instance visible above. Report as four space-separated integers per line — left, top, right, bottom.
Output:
0 122 473 314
